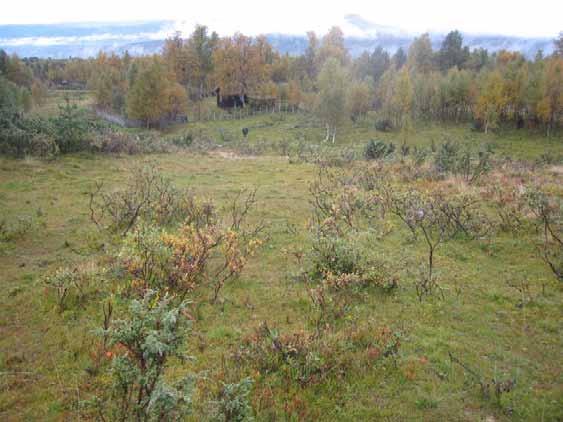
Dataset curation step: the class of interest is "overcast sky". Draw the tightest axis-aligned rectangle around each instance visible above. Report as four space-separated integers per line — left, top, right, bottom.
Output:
1 0 561 38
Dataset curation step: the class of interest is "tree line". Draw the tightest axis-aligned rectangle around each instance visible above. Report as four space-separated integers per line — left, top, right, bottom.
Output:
1 27 562 135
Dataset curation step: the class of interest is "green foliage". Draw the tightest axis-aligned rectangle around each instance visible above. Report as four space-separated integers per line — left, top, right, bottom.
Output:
0 76 33 156
96 290 193 421
434 141 491 183
210 378 254 422
434 140 460 173
126 58 187 127
43 263 104 312
309 234 363 279
50 100 89 153
119 221 172 289
0 90 95 157
374 118 393 132
439 30 469 71
169 132 193 148
0 214 39 254
364 139 395 160
316 58 348 142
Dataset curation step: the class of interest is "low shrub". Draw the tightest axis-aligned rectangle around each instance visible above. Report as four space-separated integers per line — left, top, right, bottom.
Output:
120 213 262 302
0 214 37 243
209 378 254 422
525 187 562 281
89 163 208 235
483 180 525 233
43 262 105 312
0 213 42 253
434 141 491 184
375 119 393 132
90 291 194 421
235 322 328 386
388 188 490 299
309 235 363 279
89 130 141 155
364 140 395 160
113 184 264 302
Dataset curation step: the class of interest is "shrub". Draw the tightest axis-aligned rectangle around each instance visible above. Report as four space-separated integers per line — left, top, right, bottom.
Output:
309 165 386 236
170 132 193 148
412 146 429 166
434 140 459 173
0 214 36 243
525 188 562 281
93 290 193 421
483 181 525 233
210 378 254 422
218 128 235 143
0 108 34 157
449 352 515 405
119 221 173 291
307 278 351 331
375 119 393 132
121 218 262 302
341 322 403 363
389 189 490 299
28 133 60 158
434 141 491 184
456 149 491 184
89 164 208 235
235 322 327 386
307 256 399 332
0 214 42 254
400 143 410 157
89 130 141 155
309 235 363 279
364 140 395 160
116 187 264 302
50 100 90 153
43 262 104 312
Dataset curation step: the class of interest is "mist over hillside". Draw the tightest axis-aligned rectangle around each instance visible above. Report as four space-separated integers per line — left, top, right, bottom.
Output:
0 18 556 59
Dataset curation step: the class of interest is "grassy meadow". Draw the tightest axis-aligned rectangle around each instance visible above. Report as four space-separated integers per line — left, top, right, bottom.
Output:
0 93 562 421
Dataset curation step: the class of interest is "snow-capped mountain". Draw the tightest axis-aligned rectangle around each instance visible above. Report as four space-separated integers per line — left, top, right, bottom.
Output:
0 18 555 59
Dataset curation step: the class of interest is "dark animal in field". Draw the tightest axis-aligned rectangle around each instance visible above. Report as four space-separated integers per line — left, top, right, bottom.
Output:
242 127 249 137
215 87 247 109
517 115 524 129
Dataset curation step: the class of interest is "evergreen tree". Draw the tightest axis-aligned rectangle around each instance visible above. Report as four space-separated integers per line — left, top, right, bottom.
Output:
439 30 468 70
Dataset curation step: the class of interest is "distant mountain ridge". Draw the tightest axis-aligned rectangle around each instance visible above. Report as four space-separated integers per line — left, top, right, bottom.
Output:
0 19 555 59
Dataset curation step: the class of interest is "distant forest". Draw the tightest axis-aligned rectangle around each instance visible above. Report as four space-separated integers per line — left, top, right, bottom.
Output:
1 26 562 136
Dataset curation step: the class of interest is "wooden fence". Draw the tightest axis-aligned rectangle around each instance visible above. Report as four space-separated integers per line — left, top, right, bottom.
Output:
94 102 303 127
190 101 302 122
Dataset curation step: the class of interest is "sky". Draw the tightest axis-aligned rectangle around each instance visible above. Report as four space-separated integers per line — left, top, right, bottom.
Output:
1 0 561 38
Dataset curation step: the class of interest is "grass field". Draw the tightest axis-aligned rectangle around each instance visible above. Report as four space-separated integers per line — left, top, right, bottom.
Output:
1 97 562 421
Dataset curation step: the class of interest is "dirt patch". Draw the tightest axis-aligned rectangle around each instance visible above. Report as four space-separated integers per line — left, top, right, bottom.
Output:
213 151 258 160
548 165 563 175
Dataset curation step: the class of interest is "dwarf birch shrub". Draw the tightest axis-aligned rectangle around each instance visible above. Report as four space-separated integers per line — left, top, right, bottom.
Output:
89 163 212 235
525 187 562 281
